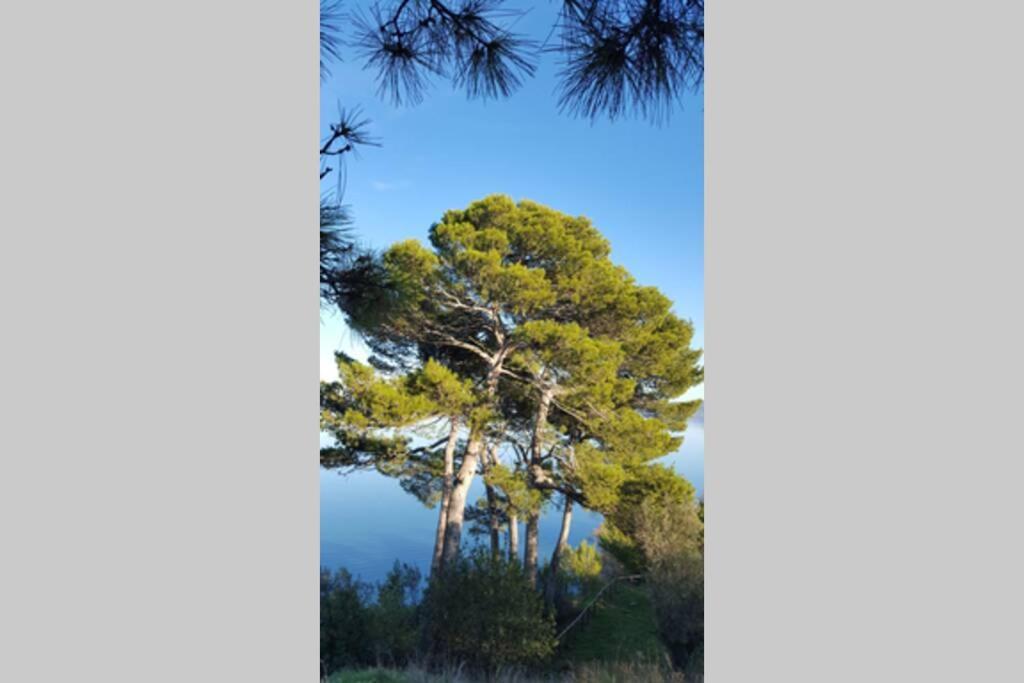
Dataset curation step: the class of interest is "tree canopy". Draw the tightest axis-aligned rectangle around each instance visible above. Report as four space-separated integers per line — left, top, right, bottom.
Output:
321 195 703 583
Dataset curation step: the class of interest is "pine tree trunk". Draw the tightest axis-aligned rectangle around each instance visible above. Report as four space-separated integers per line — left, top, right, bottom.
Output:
430 417 460 577
441 431 483 566
440 354 506 566
546 497 573 603
508 513 519 564
524 511 540 588
486 486 501 559
529 389 553 466
524 386 553 588
481 443 501 559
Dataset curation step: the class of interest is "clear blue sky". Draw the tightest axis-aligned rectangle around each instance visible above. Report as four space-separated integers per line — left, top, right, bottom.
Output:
319 1 703 396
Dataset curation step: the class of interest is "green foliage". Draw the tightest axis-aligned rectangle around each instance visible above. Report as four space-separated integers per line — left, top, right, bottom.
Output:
558 583 668 667
561 541 604 598
639 501 703 675
607 495 704 675
585 464 703 675
327 660 686 683
568 442 629 513
321 564 424 674
326 670 408 683
483 462 539 514
320 355 436 469
563 541 603 582
595 525 646 576
590 412 684 467
321 568 373 671
320 354 476 487
513 320 626 409
405 359 474 416
323 552 560 677
422 550 556 672
599 465 698 574
367 563 422 667
382 241 439 304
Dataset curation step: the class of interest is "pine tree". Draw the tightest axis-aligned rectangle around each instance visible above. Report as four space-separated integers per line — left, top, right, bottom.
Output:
323 195 704 583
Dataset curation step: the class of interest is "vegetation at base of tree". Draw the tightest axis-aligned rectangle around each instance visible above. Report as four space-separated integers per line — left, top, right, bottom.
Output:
557 582 667 666
321 534 703 680
635 499 704 674
326 659 691 682
598 490 704 674
321 552 555 678
559 540 604 598
321 563 422 672
598 464 699 574
422 551 556 671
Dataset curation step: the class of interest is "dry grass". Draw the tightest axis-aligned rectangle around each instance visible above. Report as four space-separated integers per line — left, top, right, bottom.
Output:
328 659 699 682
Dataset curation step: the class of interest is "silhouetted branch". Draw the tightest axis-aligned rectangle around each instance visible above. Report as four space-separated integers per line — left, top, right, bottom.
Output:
352 0 538 105
323 0 703 121
321 0 346 81
555 0 703 121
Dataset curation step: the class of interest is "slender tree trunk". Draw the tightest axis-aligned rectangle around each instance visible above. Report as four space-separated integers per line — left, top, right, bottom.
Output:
485 485 501 559
524 386 553 587
481 443 502 559
430 417 460 577
508 513 519 564
524 511 540 588
529 388 553 466
441 355 506 566
546 497 573 603
441 431 483 566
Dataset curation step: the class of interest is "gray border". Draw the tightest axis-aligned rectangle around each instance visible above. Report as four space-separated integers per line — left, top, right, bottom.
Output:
0 1 318 680
706 1 1023 681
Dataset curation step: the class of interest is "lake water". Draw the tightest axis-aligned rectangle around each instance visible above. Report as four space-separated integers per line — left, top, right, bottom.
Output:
321 420 703 584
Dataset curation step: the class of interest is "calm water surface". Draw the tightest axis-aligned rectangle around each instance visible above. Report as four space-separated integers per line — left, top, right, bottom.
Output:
321 423 703 583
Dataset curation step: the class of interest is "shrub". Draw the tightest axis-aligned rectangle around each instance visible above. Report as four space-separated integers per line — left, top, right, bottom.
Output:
367 562 422 666
561 541 604 600
633 498 704 676
321 563 424 674
597 466 704 677
423 550 556 673
598 465 697 574
321 568 373 671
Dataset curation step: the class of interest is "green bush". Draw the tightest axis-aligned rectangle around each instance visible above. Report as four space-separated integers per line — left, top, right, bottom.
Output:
321 563 423 673
367 562 422 666
598 465 697 574
563 541 603 589
321 568 373 671
596 466 704 677
422 550 556 673
633 498 704 676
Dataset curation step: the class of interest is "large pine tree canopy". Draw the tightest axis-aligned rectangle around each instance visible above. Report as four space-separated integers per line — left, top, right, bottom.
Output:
320 196 702 573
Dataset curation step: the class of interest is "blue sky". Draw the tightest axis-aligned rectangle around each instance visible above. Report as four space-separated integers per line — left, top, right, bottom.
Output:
319 1 704 397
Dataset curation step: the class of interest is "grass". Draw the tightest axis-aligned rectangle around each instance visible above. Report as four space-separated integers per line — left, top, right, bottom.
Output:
328 671 409 683
326 661 687 682
558 583 669 666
